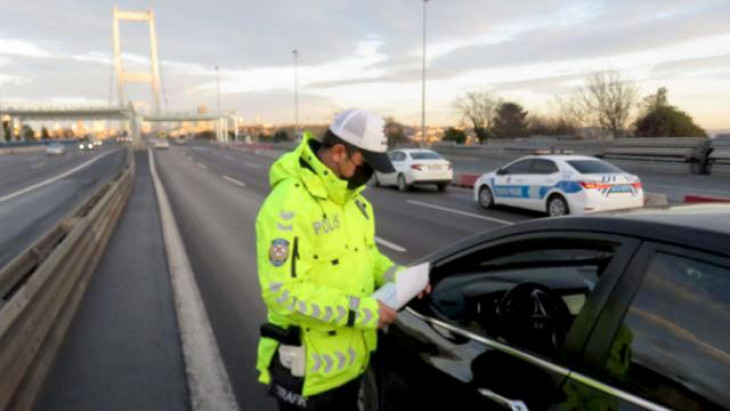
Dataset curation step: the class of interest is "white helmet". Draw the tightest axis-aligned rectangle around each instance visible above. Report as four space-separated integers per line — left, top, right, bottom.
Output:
329 108 395 173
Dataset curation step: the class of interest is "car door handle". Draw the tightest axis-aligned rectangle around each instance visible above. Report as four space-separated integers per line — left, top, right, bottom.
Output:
478 388 529 411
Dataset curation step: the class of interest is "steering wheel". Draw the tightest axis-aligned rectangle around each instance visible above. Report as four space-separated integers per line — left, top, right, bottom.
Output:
495 282 573 356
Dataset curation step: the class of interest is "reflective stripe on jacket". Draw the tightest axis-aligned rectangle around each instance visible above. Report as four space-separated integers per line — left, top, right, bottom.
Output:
255 133 401 396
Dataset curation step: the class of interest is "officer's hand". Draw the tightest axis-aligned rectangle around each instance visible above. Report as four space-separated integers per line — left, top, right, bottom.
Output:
376 300 398 329
417 283 432 299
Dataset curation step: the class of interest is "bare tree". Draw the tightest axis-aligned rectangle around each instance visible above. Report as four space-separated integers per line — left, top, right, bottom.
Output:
452 90 500 143
578 71 638 138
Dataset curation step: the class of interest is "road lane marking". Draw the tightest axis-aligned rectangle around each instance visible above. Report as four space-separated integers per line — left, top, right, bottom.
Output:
196 162 208 170
0 149 118 205
375 236 407 253
31 162 47 169
224 155 234 161
406 200 514 225
243 161 261 169
148 149 240 411
222 175 246 187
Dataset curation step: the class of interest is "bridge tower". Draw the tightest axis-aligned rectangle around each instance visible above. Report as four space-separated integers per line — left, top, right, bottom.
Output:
112 6 163 116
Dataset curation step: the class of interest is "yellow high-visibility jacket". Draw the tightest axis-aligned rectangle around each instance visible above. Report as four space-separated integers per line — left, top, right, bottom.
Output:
255 133 401 396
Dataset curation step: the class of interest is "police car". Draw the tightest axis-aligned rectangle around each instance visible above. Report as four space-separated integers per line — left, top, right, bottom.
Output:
473 155 644 216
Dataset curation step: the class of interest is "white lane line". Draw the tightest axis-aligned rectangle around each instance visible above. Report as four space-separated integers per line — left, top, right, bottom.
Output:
31 162 47 169
243 161 261 169
407 200 514 225
375 236 407 253
196 162 208 170
222 175 246 187
0 149 117 205
148 150 239 411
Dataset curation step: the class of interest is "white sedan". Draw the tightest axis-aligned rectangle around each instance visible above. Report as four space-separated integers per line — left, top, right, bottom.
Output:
153 139 170 149
45 142 66 156
374 149 453 192
473 155 644 216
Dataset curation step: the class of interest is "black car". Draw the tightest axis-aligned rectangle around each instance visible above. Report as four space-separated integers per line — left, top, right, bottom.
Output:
365 204 730 411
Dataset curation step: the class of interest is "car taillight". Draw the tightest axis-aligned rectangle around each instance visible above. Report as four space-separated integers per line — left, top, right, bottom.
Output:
579 181 611 190
631 182 643 189
411 164 423 171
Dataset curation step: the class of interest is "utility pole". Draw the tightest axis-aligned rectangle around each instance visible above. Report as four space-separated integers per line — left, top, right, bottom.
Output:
421 0 429 148
292 49 299 139
214 65 220 111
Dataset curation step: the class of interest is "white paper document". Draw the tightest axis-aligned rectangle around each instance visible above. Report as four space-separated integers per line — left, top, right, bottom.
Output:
372 262 430 310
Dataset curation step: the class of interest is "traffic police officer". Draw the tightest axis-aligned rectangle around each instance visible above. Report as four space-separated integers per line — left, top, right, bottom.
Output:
256 109 402 410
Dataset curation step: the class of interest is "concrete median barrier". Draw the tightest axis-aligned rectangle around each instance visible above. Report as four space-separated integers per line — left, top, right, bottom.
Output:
0 148 134 410
0 146 46 156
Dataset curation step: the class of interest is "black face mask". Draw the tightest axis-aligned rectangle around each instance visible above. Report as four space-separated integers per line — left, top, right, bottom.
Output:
347 163 374 189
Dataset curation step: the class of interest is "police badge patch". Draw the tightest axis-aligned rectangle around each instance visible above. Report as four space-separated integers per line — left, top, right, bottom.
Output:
269 239 290 266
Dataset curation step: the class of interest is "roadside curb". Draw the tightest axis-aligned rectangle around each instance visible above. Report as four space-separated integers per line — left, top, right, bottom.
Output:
148 149 239 411
451 173 480 188
684 194 730 203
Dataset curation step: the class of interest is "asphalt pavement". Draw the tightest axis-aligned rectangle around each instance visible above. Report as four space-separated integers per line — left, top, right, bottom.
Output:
36 151 188 411
152 142 530 409
0 144 127 269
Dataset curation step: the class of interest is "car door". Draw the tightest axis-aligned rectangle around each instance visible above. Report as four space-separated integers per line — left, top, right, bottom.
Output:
493 159 534 209
382 151 402 185
572 243 730 410
523 159 561 212
378 232 640 411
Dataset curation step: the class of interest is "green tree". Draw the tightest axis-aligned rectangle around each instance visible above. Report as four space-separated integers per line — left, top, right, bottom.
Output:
1 121 10 142
634 106 707 137
21 124 36 141
634 88 707 137
493 102 528 139
41 127 51 140
642 87 668 112
442 127 466 144
384 116 409 148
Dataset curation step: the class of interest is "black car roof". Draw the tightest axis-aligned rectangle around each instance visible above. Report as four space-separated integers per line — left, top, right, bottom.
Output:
422 204 730 265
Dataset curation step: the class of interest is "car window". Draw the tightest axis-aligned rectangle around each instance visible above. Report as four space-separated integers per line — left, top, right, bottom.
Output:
411 151 441 160
430 239 615 360
595 251 730 409
530 159 559 175
390 152 403 162
566 160 623 174
502 159 533 175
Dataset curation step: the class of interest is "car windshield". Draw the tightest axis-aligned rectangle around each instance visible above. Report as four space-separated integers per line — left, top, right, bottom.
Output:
410 151 441 160
567 160 624 174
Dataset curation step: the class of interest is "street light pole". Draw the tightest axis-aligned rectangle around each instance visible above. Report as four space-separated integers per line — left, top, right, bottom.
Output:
421 0 429 148
214 65 220 111
292 49 299 139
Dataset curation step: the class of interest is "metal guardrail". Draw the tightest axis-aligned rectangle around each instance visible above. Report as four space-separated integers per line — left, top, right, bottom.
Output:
0 147 134 410
599 137 705 163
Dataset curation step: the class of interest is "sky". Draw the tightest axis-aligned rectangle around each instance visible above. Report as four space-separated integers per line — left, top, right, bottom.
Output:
0 0 728 132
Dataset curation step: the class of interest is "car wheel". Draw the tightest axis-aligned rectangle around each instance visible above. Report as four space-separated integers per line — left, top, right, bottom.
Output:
373 173 381 187
359 365 378 411
437 183 448 192
547 194 570 217
397 174 410 192
478 185 494 209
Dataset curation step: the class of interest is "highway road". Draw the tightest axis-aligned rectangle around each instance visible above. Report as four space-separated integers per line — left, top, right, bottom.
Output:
153 142 534 409
0 143 127 269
